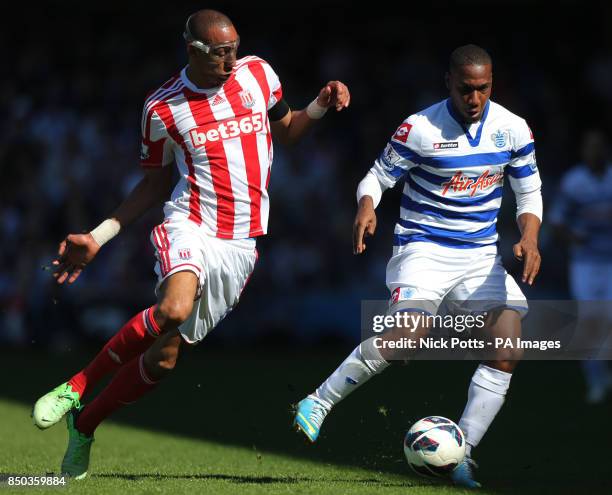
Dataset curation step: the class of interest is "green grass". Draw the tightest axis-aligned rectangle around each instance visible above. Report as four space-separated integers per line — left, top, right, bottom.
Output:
0 349 610 494
0 399 466 495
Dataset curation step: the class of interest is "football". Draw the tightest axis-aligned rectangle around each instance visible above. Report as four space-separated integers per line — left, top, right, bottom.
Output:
403 416 466 477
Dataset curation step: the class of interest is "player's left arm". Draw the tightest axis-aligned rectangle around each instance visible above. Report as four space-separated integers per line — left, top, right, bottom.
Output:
514 210 541 285
508 120 543 285
270 81 350 145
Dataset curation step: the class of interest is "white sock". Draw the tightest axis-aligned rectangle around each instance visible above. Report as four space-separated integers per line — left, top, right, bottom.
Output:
314 337 390 407
458 364 512 454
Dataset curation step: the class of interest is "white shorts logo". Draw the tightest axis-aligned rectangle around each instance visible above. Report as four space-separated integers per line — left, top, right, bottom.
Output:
390 287 415 304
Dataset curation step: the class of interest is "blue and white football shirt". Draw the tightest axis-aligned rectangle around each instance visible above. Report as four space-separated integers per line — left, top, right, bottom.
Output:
371 99 541 249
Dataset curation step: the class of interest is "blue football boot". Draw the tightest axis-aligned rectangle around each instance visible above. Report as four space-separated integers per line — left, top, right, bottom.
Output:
451 456 481 488
293 395 331 442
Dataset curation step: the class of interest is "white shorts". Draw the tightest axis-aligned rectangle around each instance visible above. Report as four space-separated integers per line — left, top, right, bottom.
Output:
150 219 257 344
386 242 527 317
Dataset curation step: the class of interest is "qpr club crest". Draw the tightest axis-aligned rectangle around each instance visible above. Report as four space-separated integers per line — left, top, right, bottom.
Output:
239 90 256 109
491 130 508 148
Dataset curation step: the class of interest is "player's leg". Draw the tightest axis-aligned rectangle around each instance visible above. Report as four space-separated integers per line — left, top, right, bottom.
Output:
591 263 612 402
61 328 190 479
75 327 189 436
458 309 522 455
59 271 198 478
447 247 526 488
69 305 163 394
295 243 462 442
571 260 612 403
447 308 522 489
71 234 257 436
73 270 197 433
33 220 202 429
295 313 432 442
313 310 434 405
69 260 200 396
59 234 257 479
31 305 163 429
32 269 198 429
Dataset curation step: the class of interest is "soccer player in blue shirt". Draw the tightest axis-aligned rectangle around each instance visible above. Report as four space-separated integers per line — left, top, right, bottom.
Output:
295 45 543 488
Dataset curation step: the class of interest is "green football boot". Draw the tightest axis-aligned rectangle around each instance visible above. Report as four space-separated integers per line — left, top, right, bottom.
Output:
61 409 94 480
32 382 80 429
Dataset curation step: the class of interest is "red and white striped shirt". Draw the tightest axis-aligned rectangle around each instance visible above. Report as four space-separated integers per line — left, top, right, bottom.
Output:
140 56 283 239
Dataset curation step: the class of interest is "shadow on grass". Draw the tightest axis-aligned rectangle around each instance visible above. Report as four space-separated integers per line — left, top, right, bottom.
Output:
94 472 422 487
2 347 611 495
0 472 429 489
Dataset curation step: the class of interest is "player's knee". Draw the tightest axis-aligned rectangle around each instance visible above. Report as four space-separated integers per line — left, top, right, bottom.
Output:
495 345 524 364
487 353 522 373
156 355 178 372
376 321 430 361
145 345 180 377
496 361 519 373
156 299 193 328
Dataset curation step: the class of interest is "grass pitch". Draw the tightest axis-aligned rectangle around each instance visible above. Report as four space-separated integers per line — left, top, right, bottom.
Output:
0 399 458 495
0 349 610 494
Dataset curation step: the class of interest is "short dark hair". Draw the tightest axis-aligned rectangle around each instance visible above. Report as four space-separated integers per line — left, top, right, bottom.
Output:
449 44 492 72
186 9 234 42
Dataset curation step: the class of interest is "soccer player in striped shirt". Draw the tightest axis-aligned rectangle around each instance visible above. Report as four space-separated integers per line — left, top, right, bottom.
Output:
295 45 542 488
32 9 350 479
549 129 612 404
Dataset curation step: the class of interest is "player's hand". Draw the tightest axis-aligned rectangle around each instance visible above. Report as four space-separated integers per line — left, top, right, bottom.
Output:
513 237 541 285
52 233 101 284
316 81 350 111
353 196 377 255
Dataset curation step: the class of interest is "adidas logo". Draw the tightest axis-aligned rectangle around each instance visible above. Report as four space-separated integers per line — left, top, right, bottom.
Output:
211 94 225 106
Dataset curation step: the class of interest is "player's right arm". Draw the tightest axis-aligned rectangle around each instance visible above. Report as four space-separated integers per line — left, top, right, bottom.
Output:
53 104 174 284
53 167 173 284
353 119 419 254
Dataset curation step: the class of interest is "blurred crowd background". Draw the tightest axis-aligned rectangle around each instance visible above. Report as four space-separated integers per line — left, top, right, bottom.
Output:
2 1 611 349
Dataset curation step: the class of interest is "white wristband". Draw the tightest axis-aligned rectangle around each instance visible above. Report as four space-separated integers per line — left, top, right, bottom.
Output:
90 218 121 247
306 98 328 119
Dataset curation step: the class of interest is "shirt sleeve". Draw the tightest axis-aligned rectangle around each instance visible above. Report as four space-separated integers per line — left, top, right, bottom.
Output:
369 117 420 189
515 188 543 221
140 106 173 168
261 61 283 110
356 170 384 208
506 119 541 193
